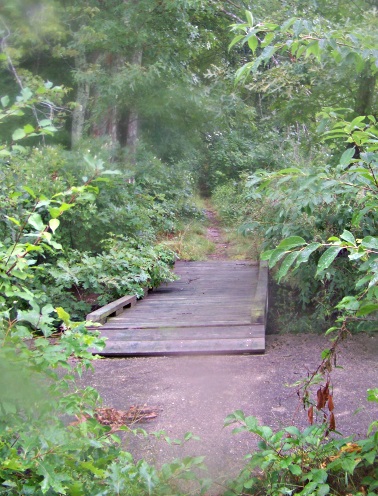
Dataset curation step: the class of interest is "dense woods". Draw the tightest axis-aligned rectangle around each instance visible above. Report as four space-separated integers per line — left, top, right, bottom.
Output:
0 0 377 494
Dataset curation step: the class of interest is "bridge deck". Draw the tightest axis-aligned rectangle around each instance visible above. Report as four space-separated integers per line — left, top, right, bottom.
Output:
88 261 268 355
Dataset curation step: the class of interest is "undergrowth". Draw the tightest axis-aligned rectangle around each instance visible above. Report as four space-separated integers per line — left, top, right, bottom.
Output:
161 220 216 260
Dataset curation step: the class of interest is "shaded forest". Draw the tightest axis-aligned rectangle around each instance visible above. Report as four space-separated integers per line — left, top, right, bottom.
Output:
0 0 377 494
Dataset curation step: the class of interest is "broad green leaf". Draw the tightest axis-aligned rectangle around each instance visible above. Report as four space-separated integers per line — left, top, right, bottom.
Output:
49 218 60 232
268 248 287 268
261 45 277 61
49 240 63 250
23 186 36 198
317 484 330 496
349 116 366 129
296 45 306 58
261 32 275 48
23 124 34 134
361 236 378 250
368 272 378 288
316 246 342 276
28 213 45 231
39 118 52 127
21 87 33 101
235 62 253 83
12 269 29 280
323 133 349 140
1 95 9 107
277 236 306 250
56 307 70 325
305 40 321 60
42 231 52 242
284 426 301 436
248 35 258 53
289 464 302 476
281 17 297 33
277 251 300 281
339 147 355 166
340 456 359 474
336 296 359 311
49 207 61 218
349 251 365 261
261 249 274 261
245 10 254 27
340 230 355 246
295 242 321 267
356 303 378 316
228 35 244 51
12 128 26 141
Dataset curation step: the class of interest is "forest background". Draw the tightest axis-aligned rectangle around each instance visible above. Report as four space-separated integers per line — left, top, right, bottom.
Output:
0 0 377 494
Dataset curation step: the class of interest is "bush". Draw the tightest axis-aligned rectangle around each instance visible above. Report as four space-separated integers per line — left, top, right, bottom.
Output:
224 406 378 496
39 236 178 319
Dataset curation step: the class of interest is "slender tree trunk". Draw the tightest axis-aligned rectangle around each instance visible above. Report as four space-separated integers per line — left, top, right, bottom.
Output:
126 49 143 164
91 53 121 150
71 52 90 147
355 65 377 116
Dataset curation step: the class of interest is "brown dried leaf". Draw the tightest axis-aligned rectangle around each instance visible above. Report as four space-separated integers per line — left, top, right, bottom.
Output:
308 406 314 425
329 412 336 431
328 394 334 412
316 388 325 410
323 382 329 402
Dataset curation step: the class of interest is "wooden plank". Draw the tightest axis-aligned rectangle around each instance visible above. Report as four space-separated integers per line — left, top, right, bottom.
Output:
251 261 269 325
102 321 253 329
98 325 265 341
93 337 265 355
86 294 136 324
90 260 268 355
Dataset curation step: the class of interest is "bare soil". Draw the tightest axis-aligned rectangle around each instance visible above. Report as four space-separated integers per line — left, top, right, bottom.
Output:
204 206 231 260
81 211 378 493
84 333 377 492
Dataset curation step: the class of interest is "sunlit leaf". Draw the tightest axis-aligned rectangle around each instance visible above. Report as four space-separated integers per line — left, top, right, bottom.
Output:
12 128 26 141
49 218 60 233
28 213 45 231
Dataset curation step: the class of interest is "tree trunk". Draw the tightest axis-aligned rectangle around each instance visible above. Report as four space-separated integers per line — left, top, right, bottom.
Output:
71 52 90 147
126 49 143 164
91 53 121 151
355 65 377 116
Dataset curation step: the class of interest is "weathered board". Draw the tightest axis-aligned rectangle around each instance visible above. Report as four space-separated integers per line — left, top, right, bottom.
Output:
87 260 268 355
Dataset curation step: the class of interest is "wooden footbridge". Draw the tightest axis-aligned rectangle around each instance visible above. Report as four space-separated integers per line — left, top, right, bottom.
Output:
87 261 268 355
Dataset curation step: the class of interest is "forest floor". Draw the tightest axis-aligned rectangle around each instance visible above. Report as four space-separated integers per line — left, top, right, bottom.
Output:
82 207 378 494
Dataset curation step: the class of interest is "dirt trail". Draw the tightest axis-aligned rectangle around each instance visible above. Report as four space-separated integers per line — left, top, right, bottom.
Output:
81 207 378 493
204 204 231 260
83 334 377 493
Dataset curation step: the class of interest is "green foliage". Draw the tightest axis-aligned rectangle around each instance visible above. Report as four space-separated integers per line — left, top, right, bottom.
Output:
40 236 177 318
199 129 257 194
227 11 378 492
212 182 252 225
224 406 378 496
0 92 210 495
257 114 378 332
